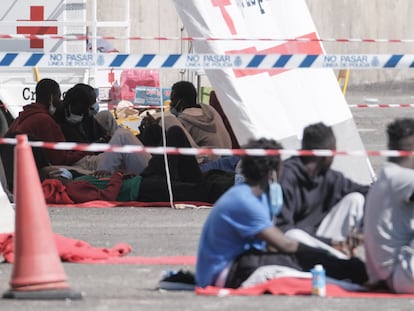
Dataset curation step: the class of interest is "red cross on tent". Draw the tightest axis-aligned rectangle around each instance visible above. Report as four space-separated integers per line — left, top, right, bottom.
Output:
211 0 323 77
211 0 236 35
227 32 323 78
16 6 58 49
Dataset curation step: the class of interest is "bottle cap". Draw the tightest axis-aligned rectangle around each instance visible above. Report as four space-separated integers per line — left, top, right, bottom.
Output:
314 264 323 271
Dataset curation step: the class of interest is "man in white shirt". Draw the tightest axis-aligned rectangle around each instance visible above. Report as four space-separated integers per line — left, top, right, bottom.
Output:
364 118 414 293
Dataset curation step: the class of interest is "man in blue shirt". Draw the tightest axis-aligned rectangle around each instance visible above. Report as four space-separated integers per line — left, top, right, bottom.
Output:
196 138 368 288
197 139 315 288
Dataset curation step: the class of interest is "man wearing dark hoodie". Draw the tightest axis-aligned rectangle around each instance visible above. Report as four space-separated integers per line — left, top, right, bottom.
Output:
276 122 370 257
169 81 232 150
4 78 88 166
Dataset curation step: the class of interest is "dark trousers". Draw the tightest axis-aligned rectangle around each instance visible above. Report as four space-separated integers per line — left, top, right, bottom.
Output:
224 249 368 289
224 250 301 288
296 252 368 285
140 125 202 182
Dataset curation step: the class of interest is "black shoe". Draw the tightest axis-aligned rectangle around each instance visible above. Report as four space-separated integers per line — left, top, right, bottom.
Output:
158 270 196 291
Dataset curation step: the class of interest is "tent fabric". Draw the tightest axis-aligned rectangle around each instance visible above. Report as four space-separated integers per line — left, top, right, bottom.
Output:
195 277 414 298
172 0 374 185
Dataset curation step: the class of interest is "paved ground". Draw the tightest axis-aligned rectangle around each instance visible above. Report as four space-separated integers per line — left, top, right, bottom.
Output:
1 82 414 310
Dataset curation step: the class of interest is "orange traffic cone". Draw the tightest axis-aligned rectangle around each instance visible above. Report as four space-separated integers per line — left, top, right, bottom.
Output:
2 134 81 300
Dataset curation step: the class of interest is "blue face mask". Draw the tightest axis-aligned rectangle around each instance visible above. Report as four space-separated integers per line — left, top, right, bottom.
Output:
269 182 283 218
268 171 284 218
169 106 179 117
89 103 99 116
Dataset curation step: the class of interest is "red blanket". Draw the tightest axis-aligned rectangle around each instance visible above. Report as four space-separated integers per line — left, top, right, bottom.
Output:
42 179 213 208
196 277 414 298
0 233 131 263
0 233 196 265
48 200 212 208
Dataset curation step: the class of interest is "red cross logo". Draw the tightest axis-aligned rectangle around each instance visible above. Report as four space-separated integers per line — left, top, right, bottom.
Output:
210 1 323 77
16 6 58 49
227 32 323 77
211 0 236 35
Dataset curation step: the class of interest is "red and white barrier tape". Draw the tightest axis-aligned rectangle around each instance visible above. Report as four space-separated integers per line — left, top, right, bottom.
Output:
0 34 413 44
106 104 414 110
349 104 414 108
0 138 411 157
107 104 167 110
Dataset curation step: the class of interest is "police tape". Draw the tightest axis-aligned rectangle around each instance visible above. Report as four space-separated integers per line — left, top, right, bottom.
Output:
108 104 414 110
0 137 411 157
108 104 168 110
1 52 414 69
1 33 413 44
349 104 414 108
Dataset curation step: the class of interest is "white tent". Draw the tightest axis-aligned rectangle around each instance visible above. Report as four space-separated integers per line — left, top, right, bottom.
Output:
173 0 374 184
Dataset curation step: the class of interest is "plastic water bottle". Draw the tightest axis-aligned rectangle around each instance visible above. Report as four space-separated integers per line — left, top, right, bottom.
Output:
311 264 326 297
234 173 245 185
234 160 244 184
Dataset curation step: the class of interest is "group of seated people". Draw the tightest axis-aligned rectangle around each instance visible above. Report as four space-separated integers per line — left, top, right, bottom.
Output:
196 119 414 294
0 78 236 204
1 77 413 294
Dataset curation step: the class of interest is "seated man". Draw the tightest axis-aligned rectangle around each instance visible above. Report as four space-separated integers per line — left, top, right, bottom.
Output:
54 83 107 144
4 78 88 167
276 122 370 257
196 138 367 289
50 84 151 176
169 81 232 150
364 118 414 293
42 126 231 204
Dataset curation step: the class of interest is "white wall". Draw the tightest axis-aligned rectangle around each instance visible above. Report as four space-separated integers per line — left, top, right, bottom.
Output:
89 0 414 86
306 0 414 85
88 0 186 88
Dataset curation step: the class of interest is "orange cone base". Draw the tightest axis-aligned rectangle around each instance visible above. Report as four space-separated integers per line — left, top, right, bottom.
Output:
2 288 82 300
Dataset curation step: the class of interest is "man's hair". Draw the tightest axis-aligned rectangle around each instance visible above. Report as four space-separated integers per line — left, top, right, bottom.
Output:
387 118 414 151
241 138 283 183
301 122 335 150
63 83 96 113
35 78 60 104
171 81 197 108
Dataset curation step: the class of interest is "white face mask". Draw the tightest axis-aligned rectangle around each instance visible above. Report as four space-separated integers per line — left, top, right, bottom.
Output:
48 103 56 116
65 105 83 124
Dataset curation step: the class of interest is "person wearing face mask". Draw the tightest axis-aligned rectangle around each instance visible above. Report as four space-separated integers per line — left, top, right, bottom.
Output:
54 83 108 144
194 138 368 289
276 122 370 258
50 83 151 176
3 79 88 167
169 81 232 150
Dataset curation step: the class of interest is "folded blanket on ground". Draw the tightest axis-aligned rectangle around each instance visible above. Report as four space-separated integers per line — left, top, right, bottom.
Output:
0 233 196 265
42 178 213 208
0 232 131 263
196 277 414 298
